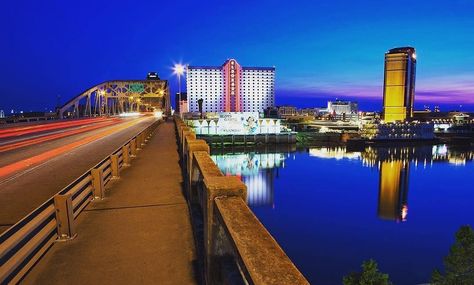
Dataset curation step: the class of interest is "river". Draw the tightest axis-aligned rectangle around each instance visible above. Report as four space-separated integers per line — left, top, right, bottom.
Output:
211 144 474 285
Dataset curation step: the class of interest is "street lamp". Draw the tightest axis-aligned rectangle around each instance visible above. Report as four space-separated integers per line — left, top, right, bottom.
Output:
173 63 185 114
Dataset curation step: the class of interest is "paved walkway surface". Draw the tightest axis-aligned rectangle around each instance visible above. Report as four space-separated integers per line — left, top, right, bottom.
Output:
23 121 199 285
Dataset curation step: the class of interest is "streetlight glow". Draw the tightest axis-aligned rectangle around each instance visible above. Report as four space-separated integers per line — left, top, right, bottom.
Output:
173 63 185 76
173 63 186 116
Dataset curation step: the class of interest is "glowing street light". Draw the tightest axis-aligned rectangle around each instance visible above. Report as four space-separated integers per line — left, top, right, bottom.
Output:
173 63 186 114
173 63 185 95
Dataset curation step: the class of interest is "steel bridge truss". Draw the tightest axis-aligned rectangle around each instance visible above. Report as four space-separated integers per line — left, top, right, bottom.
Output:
59 80 170 119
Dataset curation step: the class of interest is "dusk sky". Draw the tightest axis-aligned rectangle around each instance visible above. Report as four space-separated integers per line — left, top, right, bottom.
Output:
2 0 474 112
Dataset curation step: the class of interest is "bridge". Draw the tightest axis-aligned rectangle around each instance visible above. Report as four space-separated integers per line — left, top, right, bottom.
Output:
58 79 171 119
0 109 308 283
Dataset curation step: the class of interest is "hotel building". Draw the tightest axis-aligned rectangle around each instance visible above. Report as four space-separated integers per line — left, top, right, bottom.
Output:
383 47 417 123
186 59 275 113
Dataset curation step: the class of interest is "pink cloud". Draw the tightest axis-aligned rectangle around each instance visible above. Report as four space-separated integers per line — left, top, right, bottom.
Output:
278 74 474 104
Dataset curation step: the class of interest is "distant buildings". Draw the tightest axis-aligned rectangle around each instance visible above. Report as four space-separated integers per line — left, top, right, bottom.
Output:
0 110 4 118
276 101 359 121
326 100 358 120
186 59 275 113
175 92 188 114
277 106 298 117
383 47 417 122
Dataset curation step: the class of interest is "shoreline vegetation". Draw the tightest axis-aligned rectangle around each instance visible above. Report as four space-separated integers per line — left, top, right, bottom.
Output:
343 225 474 285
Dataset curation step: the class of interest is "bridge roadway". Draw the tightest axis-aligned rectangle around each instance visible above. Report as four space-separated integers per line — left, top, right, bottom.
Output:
22 121 198 284
0 116 158 233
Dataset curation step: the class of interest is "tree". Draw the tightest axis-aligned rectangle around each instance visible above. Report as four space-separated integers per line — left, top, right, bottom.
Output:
432 225 474 285
343 259 392 285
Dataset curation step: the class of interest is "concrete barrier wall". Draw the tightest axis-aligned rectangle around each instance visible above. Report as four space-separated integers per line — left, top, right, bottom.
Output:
175 116 309 285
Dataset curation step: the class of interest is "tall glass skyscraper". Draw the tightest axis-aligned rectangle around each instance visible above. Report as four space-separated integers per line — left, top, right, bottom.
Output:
383 47 417 122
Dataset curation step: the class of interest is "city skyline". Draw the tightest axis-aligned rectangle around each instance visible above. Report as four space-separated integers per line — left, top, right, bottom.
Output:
2 0 474 112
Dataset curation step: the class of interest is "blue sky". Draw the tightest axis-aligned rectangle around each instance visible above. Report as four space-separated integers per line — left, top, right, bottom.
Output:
1 0 474 112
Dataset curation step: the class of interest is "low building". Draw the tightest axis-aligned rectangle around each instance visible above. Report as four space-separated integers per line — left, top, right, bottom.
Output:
299 108 320 117
361 121 435 140
325 100 358 121
264 107 279 118
187 112 283 135
175 92 188 114
278 106 298 118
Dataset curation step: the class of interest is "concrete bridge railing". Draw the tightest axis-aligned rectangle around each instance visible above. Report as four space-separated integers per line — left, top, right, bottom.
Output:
0 120 161 284
175 117 309 285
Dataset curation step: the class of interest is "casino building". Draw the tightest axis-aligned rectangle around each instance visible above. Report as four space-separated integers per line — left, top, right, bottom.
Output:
383 47 417 123
186 59 275 113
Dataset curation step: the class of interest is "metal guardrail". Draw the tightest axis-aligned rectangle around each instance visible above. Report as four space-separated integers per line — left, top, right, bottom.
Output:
0 120 161 284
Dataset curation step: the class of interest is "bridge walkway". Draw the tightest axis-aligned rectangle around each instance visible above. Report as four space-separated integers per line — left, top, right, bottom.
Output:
23 121 199 285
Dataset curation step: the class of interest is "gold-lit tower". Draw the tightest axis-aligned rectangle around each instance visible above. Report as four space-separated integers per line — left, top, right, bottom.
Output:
383 47 417 122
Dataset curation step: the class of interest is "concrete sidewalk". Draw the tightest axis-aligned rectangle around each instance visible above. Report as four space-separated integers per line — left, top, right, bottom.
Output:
23 121 199 285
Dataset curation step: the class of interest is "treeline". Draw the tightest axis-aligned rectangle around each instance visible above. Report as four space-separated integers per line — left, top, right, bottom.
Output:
343 225 474 285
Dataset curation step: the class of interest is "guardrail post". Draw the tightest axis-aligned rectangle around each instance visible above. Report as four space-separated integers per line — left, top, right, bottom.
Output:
110 154 120 178
91 168 105 199
136 135 142 150
182 131 196 159
54 194 77 241
130 139 137 157
122 145 131 166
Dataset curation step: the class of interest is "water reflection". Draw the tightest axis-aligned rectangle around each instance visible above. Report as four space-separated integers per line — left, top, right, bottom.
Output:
378 160 409 222
212 145 473 221
211 152 287 206
211 144 474 284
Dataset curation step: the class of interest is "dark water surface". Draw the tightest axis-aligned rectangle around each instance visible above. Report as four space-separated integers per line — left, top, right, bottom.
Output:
211 144 474 285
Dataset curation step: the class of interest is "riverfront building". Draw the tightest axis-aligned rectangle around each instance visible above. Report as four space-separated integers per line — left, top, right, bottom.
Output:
326 100 358 120
186 59 275 113
383 47 417 123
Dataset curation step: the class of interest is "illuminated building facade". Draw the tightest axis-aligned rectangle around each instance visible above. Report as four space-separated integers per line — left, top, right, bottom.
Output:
360 121 435 140
383 47 417 122
187 59 275 113
326 100 358 120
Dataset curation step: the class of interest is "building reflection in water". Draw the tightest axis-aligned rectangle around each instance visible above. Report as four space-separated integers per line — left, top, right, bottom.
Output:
310 144 473 222
211 152 287 207
212 145 472 217
378 160 409 222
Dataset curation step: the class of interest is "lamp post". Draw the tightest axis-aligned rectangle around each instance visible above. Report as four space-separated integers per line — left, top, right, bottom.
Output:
173 64 185 115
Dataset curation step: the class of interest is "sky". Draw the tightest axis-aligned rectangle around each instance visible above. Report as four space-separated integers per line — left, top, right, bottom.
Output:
1 0 474 112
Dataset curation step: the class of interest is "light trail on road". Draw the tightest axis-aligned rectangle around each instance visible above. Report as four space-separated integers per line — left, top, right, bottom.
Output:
0 117 147 179
0 118 120 152
0 117 110 138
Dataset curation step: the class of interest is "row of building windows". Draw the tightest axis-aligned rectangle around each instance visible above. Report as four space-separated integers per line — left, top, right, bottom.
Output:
189 69 273 73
